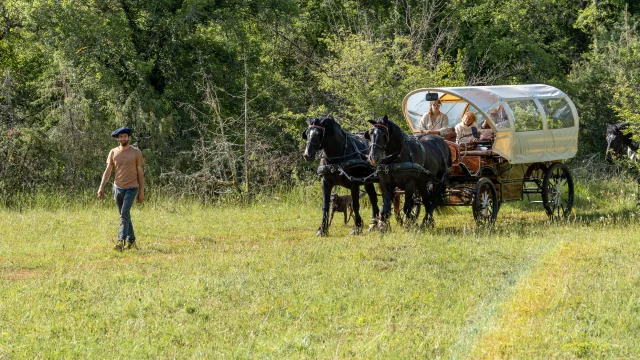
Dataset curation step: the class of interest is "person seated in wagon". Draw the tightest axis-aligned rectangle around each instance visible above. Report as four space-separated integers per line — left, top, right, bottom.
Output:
488 106 510 129
455 111 480 144
419 99 449 136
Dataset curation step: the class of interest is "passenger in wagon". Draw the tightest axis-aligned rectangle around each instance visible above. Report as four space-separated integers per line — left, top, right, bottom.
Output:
419 100 449 136
488 106 510 129
455 111 480 144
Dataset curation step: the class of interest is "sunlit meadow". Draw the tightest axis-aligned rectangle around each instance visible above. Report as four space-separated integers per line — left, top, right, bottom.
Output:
1 174 639 358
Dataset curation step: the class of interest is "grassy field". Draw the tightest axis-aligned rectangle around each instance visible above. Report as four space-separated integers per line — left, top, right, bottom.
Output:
1 177 640 358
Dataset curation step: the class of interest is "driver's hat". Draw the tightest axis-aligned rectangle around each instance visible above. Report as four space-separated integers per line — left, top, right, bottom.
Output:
111 126 132 138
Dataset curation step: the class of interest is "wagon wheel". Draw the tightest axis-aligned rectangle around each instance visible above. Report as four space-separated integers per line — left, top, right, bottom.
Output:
542 163 574 219
473 177 499 226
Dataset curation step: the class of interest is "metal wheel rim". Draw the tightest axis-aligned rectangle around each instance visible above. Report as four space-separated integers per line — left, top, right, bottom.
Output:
476 183 495 225
547 167 572 218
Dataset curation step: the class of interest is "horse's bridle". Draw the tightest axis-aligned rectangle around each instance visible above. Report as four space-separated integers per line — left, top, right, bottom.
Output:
307 124 326 150
369 124 389 151
368 123 404 163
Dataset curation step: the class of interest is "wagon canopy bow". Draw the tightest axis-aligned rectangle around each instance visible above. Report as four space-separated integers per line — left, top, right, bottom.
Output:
402 84 579 164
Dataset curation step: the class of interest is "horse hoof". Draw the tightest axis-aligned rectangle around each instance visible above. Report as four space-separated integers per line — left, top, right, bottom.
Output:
420 221 434 230
368 218 379 232
316 229 328 237
350 227 363 235
378 221 391 232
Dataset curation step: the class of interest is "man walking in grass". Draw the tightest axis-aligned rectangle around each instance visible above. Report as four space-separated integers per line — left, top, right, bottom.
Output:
97 127 145 251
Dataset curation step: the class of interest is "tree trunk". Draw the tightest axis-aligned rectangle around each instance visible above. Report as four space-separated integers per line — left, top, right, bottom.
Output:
243 52 250 193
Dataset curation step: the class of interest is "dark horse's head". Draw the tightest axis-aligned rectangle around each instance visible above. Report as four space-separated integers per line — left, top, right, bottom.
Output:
365 115 394 166
302 115 337 161
606 122 633 163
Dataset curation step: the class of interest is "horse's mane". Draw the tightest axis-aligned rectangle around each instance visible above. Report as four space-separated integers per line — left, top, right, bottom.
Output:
315 114 370 157
315 114 340 132
374 115 403 139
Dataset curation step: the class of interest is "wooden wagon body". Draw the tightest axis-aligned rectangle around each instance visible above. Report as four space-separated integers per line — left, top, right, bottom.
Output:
401 84 579 223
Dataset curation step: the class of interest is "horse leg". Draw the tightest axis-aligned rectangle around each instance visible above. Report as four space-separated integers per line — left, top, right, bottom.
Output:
423 202 437 229
317 179 333 236
329 208 335 226
364 183 380 230
393 191 403 226
349 185 363 235
419 186 436 229
377 183 394 232
402 184 416 228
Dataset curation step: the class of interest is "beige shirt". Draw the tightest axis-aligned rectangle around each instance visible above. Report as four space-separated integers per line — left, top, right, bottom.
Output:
455 123 479 143
107 146 144 188
420 112 449 135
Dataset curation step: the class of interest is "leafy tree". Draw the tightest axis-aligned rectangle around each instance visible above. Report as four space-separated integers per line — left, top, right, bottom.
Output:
314 33 464 130
567 8 640 153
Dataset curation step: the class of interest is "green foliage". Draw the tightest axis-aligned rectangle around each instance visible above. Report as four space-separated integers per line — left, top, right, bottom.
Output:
449 0 589 83
1 0 640 197
314 33 464 130
610 16 640 130
567 9 640 153
540 98 575 129
510 100 543 132
0 127 61 203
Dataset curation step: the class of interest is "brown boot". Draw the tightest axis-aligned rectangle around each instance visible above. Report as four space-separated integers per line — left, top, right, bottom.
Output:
113 240 124 251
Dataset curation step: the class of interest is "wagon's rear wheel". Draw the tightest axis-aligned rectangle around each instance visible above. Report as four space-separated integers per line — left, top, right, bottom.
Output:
473 177 499 226
542 163 574 219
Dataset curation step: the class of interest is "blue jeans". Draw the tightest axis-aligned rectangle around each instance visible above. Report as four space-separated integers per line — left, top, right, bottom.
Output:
113 186 138 242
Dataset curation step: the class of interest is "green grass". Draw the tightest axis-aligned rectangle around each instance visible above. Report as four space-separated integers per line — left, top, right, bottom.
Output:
1 178 640 358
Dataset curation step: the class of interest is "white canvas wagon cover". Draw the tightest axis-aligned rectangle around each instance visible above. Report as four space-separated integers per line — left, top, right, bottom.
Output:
403 84 579 164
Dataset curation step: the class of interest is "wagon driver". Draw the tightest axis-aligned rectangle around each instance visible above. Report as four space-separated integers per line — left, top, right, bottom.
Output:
97 126 145 251
419 99 449 136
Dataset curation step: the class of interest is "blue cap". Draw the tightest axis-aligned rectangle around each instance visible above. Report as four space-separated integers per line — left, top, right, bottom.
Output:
111 126 132 138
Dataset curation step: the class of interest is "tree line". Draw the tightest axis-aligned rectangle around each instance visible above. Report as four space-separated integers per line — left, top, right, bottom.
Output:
1 0 639 201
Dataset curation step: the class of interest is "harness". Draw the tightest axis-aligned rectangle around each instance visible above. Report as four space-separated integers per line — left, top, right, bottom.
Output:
370 125 450 182
308 124 378 183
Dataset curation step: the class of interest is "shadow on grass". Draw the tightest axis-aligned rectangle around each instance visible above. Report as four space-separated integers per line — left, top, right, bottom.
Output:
398 203 640 238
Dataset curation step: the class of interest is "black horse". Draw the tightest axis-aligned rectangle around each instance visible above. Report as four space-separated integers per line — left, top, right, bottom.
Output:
365 115 451 229
606 122 640 199
302 115 380 236
606 122 639 163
